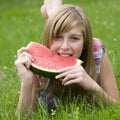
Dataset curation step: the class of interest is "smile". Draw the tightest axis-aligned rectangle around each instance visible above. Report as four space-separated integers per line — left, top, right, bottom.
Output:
58 53 72 56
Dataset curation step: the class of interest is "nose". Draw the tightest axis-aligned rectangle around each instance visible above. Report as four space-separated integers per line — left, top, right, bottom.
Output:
60 39 70 50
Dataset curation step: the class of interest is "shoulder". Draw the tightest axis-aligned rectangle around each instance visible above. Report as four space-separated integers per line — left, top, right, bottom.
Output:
93 38 105 57
93 38 105 52
93 38 105 73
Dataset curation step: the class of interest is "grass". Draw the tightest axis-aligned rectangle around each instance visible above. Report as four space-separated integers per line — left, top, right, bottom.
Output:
0 0 120 119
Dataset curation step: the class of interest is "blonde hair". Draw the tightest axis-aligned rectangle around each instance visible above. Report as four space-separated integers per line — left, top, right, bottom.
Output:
43 4 97 81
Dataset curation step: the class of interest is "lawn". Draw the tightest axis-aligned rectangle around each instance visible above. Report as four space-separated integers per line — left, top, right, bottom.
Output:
0 0 120 119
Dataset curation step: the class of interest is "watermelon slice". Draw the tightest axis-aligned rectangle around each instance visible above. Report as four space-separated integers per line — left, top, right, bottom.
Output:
27 42 83 78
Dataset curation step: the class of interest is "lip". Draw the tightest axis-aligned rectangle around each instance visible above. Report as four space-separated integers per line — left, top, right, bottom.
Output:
58 53 73 56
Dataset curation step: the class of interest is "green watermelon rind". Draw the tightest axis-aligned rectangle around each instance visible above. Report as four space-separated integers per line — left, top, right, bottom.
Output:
30 65 58 78
30 59 82 78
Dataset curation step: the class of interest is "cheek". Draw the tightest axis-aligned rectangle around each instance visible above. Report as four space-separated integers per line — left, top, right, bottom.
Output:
74 47 83 58
73 42 84 58
50 42 59 53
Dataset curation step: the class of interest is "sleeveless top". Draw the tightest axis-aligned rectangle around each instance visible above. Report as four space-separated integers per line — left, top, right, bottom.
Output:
37 38 105 115
93 38 105 73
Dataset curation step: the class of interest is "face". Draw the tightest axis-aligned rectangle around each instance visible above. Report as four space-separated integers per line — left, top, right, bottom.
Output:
50 28 84 58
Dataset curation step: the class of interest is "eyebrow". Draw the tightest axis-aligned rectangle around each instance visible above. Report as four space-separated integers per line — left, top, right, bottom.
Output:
70 33 82 36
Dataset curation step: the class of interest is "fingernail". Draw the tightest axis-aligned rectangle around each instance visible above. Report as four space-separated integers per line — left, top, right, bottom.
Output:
55 76 58 79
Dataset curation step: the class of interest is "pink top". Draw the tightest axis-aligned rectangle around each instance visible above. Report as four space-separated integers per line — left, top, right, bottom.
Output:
93 38 105 73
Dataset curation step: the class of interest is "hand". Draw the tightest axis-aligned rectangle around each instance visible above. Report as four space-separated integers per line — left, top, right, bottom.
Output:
55 66 97 92
15 47 35 86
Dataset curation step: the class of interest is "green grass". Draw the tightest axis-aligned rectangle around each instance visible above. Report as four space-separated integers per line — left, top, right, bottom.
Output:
0 0 120 119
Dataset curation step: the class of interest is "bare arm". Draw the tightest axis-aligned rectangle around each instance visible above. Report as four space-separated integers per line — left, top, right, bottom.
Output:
16 76 39 113
96 52 119 103
16 82 33 114
31 76 40 110
15 47 39 115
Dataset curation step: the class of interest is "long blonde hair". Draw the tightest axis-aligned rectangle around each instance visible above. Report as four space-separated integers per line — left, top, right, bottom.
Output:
43 4 97 81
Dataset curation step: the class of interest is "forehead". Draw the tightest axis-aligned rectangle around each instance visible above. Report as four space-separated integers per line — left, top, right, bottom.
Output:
59 27 82 36
69 28 82 34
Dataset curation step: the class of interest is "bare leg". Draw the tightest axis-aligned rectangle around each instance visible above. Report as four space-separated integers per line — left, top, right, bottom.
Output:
41 0 62 19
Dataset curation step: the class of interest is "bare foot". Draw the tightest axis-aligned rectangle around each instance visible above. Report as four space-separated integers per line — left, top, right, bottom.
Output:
41 5 48 19
41 0 62 19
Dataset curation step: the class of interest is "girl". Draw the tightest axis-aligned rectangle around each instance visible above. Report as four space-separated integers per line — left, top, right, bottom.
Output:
15 4 119 115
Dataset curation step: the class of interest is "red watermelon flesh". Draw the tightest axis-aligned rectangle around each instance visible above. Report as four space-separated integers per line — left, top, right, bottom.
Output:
27 42 82 78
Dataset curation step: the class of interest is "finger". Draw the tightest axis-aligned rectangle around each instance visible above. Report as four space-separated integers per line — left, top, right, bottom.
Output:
18 52 33 60
25 56 32 69
15 59 29 75
63 78 80 86
55 66 79 79
15 56 31 69
62 73 79 84
17 47 27 57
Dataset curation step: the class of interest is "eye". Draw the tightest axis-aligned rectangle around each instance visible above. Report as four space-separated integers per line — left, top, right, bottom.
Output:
70 36 80 41
55 36 63 41
72 37 79 40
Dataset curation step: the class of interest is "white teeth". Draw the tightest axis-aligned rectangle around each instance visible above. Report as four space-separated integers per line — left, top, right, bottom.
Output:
61 55 69 56
59 53 71 56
